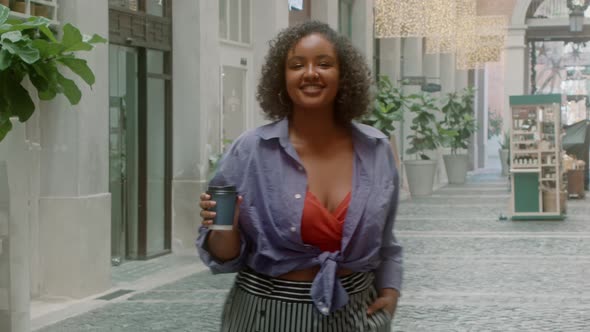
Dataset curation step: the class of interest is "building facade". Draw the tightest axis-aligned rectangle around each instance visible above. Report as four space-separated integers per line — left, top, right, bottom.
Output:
11 1 584 329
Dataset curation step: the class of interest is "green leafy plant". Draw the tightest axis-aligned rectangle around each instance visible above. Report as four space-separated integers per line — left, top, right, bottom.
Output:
362 75 404 137
488 109 503 139
500 130 511 150
0 4 107 141
438 87 477 155
406 93 454 160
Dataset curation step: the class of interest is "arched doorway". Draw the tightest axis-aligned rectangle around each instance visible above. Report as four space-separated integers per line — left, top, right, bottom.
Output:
525 0 590 124
505 0 590 134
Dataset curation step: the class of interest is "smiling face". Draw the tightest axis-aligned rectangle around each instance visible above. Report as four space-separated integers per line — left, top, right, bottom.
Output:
285 33 340 112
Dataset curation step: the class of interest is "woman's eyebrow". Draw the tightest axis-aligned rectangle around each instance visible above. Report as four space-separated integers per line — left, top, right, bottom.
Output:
287 54 335 61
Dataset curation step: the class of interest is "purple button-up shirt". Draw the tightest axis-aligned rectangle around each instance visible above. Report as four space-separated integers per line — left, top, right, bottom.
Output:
196 118 402 315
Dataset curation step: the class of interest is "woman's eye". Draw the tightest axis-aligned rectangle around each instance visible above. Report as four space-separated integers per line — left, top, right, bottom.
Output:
290 64 303 69
319 63 331 68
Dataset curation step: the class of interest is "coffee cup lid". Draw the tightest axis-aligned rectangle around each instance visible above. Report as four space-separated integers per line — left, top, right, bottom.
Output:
208 185 236 192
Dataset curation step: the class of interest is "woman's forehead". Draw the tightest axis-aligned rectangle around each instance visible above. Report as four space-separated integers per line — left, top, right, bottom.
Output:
288 33 336 56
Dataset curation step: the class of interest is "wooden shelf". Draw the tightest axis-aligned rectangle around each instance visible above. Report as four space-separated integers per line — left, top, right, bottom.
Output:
511 168 540 173
513 150 539 153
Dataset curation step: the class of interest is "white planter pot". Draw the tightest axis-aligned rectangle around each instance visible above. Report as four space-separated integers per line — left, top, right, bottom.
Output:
443 154 469 184
499 149 509 176
404 159 437 196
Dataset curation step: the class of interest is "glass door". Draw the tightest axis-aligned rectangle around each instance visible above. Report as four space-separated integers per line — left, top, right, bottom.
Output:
109 0 172 261
221 66 247 150
109 45 139 263
145 49 171 256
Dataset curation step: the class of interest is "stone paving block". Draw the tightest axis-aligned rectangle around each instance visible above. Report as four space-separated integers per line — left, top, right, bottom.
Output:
403 258 590 297
37 171 590 332
396 218 590 232
400 237 590 256
111 255 200 284
397 205 508 219
37 302 225 332
393 303 590 332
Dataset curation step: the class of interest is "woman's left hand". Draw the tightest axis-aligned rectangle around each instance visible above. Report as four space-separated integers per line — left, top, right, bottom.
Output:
367 288 400 317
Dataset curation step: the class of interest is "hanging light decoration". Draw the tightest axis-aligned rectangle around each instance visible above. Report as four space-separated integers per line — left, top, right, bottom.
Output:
456 15 508 70
425 0 476 54
374 0 507 70
375 0 430 38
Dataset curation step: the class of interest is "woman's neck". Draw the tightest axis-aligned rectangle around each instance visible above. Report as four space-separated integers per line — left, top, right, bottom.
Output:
289 106 342 143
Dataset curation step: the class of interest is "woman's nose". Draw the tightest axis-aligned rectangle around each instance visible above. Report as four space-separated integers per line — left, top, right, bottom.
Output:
303 64 319 80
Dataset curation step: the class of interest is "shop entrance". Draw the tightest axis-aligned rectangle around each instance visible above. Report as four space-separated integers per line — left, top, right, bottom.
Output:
108 0 172 261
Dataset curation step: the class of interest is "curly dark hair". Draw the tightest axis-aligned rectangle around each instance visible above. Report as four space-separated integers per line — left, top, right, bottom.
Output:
256 21 373 124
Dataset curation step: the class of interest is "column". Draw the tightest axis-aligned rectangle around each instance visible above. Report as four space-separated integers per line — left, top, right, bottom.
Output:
39 0 110 298
0 121 31 332
350 0 374 61
172 0 222 250
475 68 487 169
503 26 527 133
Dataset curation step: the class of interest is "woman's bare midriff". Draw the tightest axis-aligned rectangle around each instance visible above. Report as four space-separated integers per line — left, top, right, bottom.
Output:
277 266 354 282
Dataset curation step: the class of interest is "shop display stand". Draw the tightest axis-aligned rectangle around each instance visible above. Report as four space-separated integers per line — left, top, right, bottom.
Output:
509 94 566 220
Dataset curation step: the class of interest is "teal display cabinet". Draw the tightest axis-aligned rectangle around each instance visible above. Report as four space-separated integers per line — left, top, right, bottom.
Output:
509 94 566 221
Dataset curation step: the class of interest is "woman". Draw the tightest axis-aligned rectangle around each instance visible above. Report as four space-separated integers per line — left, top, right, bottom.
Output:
197 21 402 332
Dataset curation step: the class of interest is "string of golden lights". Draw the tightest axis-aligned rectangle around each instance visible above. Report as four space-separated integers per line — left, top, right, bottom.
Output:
375 0 507 69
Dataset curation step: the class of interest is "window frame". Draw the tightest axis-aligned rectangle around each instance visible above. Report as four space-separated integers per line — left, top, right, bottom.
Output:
219 0 252 47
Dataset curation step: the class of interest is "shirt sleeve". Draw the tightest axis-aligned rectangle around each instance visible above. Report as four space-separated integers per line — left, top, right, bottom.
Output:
195 139 250 274
196 226 248 273
374 146 403 293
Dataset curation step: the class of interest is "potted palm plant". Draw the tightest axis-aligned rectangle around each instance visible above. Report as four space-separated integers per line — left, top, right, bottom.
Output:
363 75 405 169
439 87 477 184
404 92 454 196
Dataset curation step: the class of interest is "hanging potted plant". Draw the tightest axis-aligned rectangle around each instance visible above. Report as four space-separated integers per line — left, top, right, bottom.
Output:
439 87 477 184
362 75 405 169
404 92 455 196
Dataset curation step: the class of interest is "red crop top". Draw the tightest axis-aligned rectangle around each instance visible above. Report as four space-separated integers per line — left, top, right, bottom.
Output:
300 191 351 252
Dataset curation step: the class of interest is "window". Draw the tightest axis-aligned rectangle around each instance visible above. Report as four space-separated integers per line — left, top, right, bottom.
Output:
219 0 251 44
108 0 170 17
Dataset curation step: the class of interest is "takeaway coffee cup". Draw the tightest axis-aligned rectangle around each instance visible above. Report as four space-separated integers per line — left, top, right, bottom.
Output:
207 185 238 230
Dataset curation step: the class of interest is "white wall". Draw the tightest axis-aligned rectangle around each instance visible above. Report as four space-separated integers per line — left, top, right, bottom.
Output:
252 0 289 127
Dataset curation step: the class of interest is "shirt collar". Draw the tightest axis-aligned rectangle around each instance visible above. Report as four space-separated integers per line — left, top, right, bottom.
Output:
257 117 387 143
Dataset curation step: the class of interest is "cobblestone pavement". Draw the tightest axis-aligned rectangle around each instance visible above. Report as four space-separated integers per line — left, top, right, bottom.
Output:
37 170 590 332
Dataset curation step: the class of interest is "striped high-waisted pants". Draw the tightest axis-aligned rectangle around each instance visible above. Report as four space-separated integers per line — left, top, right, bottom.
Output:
220 269 392 332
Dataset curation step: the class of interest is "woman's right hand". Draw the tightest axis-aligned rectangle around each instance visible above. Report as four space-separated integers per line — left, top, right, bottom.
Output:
199 193 243 231
199 193 243 262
